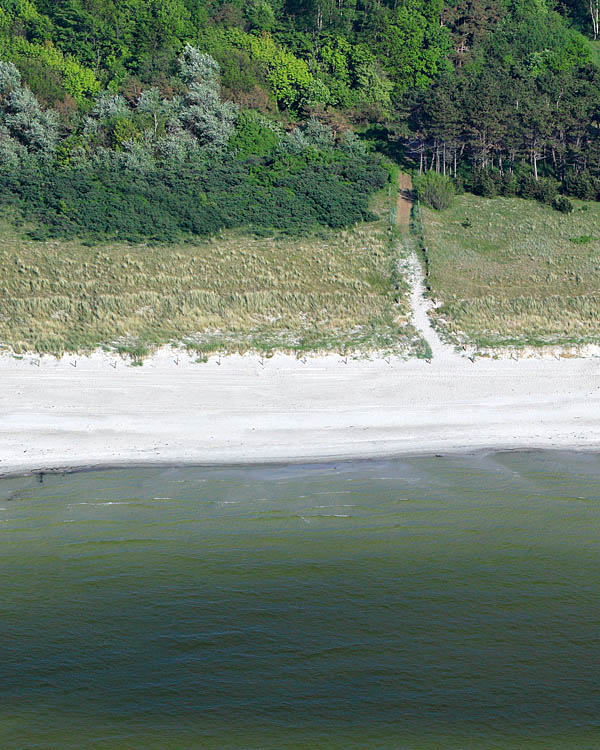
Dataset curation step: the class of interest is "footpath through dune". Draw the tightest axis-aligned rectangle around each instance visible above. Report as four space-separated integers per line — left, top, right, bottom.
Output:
396 173 461 362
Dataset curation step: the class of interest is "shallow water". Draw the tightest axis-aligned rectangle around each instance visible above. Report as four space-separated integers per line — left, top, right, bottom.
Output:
1 452 600 749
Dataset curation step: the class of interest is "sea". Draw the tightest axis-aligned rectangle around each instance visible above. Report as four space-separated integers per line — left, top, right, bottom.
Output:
1 451 599 749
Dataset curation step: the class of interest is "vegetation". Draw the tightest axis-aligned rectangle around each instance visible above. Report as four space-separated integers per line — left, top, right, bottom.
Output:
0 2 598 224
414 172 455 211
0 49 386 243
0 189 425 358
2 1 600 354
419 194 600 349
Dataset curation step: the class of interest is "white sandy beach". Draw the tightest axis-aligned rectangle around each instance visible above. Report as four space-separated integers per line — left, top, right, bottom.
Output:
1 344 600 477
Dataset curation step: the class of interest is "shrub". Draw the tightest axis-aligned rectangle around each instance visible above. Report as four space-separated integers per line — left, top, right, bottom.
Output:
563 169 597 201
518 174 538 200
500 171 517 196
228 111 279 156
534 176 559 205
414 171 455 210
553 196 573 214
517 174 558 204
471 168 499 197
0 149 387 242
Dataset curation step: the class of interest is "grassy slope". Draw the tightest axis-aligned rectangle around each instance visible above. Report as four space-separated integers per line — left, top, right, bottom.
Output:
0 188 423 358
420 194 600 348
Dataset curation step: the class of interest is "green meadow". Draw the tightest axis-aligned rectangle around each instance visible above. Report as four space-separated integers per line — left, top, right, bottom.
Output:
419 194 600 350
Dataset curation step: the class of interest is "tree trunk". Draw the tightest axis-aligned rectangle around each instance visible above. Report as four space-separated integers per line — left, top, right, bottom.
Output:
591 0 599 40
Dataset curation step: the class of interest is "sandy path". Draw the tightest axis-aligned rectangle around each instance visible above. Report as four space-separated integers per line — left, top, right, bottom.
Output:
396 172 458 361
405 253 460 362
396 172 413 231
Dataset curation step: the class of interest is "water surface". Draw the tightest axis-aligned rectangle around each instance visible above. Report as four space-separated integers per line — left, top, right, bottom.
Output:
1 452 599 748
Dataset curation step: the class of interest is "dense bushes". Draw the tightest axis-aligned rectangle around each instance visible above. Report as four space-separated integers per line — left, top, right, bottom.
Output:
0 152 386 243
553 196 574 214
0 48 388 243
469 168 567 206
414 172 454 210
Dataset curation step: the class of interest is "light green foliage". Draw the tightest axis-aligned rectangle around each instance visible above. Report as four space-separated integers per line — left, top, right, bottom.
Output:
498 9 592 76
319 37 392 109
111 117 141 147
245 0 276 31
227 29 328 109
380 0 452 92
3 37 99 103
414 172 455 210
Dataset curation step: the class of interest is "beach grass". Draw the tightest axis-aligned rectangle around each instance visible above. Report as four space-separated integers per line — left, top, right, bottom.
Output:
0 188 424 358
419 194 600 349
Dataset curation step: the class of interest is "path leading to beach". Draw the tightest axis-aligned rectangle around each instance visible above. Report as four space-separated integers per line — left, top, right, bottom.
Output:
396 173 459 361
405 252 460 361
396 172 413 230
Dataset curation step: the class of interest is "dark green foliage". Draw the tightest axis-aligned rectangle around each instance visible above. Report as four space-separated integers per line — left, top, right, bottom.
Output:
461 166 562 206
0 151 386 243
228 111 279 156
471 168 499 197
517 174 539 201
554 196 574 213
563 170 598 200
534 177 560 205
500 171 517 197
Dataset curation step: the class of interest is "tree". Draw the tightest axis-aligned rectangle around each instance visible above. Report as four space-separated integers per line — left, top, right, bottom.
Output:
176 47 238 150
379 0 452 94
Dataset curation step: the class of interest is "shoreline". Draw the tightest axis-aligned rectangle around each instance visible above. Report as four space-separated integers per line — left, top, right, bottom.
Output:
3 445 600 482
2 347 600 478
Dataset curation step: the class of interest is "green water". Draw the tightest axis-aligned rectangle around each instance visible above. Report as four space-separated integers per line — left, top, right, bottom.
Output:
1 452 599 749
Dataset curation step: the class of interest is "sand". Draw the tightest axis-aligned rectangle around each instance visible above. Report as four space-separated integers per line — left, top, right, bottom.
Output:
1 345 599 477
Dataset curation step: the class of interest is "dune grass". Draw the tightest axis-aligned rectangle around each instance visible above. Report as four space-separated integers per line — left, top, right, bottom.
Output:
0 188 424 358
419 194 600 349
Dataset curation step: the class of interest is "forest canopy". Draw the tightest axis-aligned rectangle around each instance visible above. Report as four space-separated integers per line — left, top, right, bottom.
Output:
0 0 600 239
